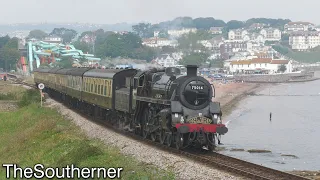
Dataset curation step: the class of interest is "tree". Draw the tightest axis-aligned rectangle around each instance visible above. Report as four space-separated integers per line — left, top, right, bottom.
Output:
158 30 169 38
180 52 209 66
73 41 92 54
177 31 211 52
50 28 77 43
4 38 18 49
226 20 245 30
27 30 48 40
244 18 291 29
281 34 289 41
278 64 287 73
53 56 74 68
0 35 10 49
272 45 289 55
161 46 176 54
132 23 153 38
94 32 156 60
193 17 226 30
0 47 20 71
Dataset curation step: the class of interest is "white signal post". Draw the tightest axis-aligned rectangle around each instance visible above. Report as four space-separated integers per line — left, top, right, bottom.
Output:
38 83 45 107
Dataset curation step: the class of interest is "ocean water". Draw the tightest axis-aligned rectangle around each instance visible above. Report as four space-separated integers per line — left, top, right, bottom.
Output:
220 80 320 171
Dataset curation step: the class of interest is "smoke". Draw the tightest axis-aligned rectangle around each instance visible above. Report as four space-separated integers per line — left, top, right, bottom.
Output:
138 63 164 71
100 57 164 71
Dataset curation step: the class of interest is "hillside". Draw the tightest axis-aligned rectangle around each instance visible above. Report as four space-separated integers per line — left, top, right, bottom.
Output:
273 44 320 63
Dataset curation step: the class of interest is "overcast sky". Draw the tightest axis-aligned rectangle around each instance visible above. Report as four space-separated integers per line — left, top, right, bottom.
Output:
1 0 319 24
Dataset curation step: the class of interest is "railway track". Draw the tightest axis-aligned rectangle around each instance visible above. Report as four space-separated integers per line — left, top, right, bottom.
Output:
9 77 309 180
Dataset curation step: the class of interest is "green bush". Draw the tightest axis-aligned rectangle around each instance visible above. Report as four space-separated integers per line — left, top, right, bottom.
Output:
0 92 16 100
18 89 41 107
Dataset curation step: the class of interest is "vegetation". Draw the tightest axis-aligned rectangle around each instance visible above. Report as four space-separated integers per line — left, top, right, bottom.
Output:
0 85 175 179
94 32 156 61
27 30 48 40
273 44 320 63
0 36 20 71
49 27 78 43
278 64 287 73
180 52 209 66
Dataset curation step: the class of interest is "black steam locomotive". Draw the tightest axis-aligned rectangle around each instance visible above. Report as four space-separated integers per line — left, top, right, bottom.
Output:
34 65 228 150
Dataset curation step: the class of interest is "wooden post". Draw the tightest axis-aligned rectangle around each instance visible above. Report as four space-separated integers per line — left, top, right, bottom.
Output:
40 89 43 107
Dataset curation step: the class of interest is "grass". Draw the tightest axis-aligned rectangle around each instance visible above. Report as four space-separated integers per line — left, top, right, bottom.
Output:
286 51 320 63
0 87 175 179
273 44 320 63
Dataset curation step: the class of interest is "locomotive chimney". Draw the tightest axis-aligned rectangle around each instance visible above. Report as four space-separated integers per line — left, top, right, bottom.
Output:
186 65 198 77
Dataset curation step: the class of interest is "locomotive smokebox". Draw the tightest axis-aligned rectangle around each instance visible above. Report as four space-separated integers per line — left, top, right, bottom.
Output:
186 65 198 77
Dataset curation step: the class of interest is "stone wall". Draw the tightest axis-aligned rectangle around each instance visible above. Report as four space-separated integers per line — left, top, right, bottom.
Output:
234 72 315 83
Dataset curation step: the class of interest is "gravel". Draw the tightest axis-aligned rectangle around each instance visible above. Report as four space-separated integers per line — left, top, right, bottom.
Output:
45 98 245 180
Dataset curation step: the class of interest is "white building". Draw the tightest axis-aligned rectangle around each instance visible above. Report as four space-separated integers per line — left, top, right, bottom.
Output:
289 31 320 51
167 28 197 38
142 37 178 47
228 29 249 41
152 54 179 67
209 27 223 34
228 28 281 42
260 28 281 41
43 36 62 43
228 58 293 74
284 22 315 32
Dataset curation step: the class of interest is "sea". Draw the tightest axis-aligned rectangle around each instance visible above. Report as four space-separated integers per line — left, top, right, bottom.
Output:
220 78 320 171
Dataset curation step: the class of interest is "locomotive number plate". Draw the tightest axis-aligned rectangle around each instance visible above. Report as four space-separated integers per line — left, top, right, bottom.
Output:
191 85 204 90
188 116 212 124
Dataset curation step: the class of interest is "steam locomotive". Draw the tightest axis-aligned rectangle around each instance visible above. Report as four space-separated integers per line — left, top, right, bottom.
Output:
34 65 228 150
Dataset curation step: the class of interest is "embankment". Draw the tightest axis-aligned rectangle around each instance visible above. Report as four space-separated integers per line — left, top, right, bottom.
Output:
0 84 175 179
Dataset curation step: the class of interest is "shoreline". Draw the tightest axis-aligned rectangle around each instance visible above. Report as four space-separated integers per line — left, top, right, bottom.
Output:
211 81 269 118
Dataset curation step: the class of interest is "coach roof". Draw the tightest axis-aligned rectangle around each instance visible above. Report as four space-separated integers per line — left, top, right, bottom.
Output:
83 68 127 78
55 68 74 75
48 68 63 73
67 67 92 76
33 68 51 73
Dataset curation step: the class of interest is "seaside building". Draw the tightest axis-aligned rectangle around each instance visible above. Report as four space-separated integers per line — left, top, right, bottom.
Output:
289 31 320 51
284 22 315 32
152 54 179 67
227 58 293 74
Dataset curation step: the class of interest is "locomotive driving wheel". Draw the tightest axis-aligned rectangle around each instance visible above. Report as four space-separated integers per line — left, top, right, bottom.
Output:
150 132 156 142
175 132 184 150
207 133 216 151
159 129 166 144
166 133 174 147
141 108 149 139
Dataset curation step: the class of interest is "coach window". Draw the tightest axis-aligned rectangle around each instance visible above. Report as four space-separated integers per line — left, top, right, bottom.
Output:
100 79 103 94
87 79 89 92
104 80 107 96
100 81 103 95
95 79 98 94
85 78 87 91
90 79 93 93
85 78 87 92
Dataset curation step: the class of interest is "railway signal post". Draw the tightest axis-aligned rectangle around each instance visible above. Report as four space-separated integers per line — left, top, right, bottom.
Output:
38 83 45 107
